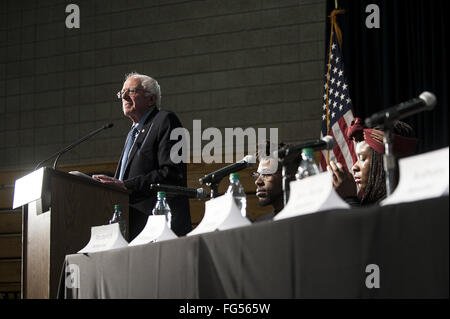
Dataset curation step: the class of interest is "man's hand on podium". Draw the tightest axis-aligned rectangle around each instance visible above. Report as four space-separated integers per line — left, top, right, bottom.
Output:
92 174 126 190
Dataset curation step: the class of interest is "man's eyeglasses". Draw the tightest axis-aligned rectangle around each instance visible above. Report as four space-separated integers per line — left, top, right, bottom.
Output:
116 88 149 99
252 172 274 181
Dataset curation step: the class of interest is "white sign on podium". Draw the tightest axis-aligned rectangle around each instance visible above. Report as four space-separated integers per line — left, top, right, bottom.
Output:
12 168 44 209
187 193 251 236
128 215 178 246
78 223 128 253
381 147 449 206
274 171 350 221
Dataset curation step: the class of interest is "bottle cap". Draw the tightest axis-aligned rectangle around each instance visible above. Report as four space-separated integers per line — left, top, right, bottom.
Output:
157 191 166 198
230 173 240 181
302 148 314 157
114 204 121 210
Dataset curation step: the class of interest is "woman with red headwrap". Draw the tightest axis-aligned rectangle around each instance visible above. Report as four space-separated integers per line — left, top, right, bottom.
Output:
327 118 418 205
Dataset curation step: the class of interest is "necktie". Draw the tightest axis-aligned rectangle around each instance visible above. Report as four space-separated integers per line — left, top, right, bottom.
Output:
119 126 139 181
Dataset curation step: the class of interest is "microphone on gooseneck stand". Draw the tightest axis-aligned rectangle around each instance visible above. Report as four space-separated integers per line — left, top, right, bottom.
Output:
275 136 335 207
365 91 436 128
276 135 336 161
150 184 207 200
199 155 256 198
199 155 256 186
34 123 114 171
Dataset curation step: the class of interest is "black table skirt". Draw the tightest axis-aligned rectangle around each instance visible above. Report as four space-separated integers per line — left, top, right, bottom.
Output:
58 196 449 298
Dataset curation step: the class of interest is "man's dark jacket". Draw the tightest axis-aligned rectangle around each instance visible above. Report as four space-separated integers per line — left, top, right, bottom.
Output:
115 107 191 240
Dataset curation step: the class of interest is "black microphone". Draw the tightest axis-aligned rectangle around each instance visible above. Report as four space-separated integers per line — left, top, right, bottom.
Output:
34 123 114 170
365 91 436 128
150 184 207 200
277 135 336 159
199 155 256 185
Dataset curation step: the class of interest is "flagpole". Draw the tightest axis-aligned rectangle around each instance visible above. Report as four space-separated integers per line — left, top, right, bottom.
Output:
325 7 344 165
325 17 334 165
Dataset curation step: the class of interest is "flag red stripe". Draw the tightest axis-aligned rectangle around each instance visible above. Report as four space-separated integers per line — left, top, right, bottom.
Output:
337 117 356 164
320 152 328 171
328 130 346 168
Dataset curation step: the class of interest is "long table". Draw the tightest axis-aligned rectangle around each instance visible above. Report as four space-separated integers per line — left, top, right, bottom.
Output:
58 196 449 298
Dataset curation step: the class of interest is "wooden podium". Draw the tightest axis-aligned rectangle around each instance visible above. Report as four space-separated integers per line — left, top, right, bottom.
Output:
13 167 129 299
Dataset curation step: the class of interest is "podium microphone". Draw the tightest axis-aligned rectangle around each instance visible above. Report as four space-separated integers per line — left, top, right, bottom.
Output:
34 123 114 170
150 184 207 200
199 155 256 186
365 91 436 128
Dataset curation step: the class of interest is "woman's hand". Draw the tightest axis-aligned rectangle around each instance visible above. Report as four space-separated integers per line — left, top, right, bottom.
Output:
327 160 357 199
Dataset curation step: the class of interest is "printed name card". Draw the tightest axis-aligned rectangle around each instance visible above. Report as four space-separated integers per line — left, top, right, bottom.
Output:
128 215 178 246
78 223 128 253
187 193 251 236
381 147 449 206
274 171 350 221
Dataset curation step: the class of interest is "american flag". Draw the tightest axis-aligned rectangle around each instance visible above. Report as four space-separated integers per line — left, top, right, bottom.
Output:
319 31 356 172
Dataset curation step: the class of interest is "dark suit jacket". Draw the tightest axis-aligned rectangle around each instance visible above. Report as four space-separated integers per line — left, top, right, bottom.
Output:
115 108 192 240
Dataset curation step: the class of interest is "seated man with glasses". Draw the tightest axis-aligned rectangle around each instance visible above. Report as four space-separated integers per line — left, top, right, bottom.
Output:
93 72 191 240
252 141 298 222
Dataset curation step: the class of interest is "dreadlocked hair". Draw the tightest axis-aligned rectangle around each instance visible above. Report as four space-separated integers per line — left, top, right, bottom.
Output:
360 149 386 204
361 120 416 204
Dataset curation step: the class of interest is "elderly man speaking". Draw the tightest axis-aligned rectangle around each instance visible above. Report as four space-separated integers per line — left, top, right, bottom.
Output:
94 72 191 240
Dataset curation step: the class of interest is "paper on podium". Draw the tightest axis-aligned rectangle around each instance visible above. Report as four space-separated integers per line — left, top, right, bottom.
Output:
274 171 350 221
187 193 251 236
381 147 449 206
128 215 178 246
78 223 128 253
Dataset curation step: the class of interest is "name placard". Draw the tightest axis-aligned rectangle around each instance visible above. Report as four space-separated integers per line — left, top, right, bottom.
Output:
381 147 449 206
187 193 251 236
274 171 350 221
128 215 178 246
78 223 128 253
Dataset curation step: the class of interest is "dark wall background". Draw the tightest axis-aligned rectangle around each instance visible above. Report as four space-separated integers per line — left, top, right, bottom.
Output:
1 0 446 171
326 0 448 153
0 0 327 170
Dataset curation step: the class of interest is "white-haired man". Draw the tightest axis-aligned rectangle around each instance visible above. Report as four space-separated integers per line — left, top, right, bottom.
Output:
93 72 191 239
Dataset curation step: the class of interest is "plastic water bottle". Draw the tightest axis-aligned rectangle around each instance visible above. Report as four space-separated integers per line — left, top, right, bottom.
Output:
152 191 172 229
296 148 320 180
109 204 127 239
226 173 247 217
